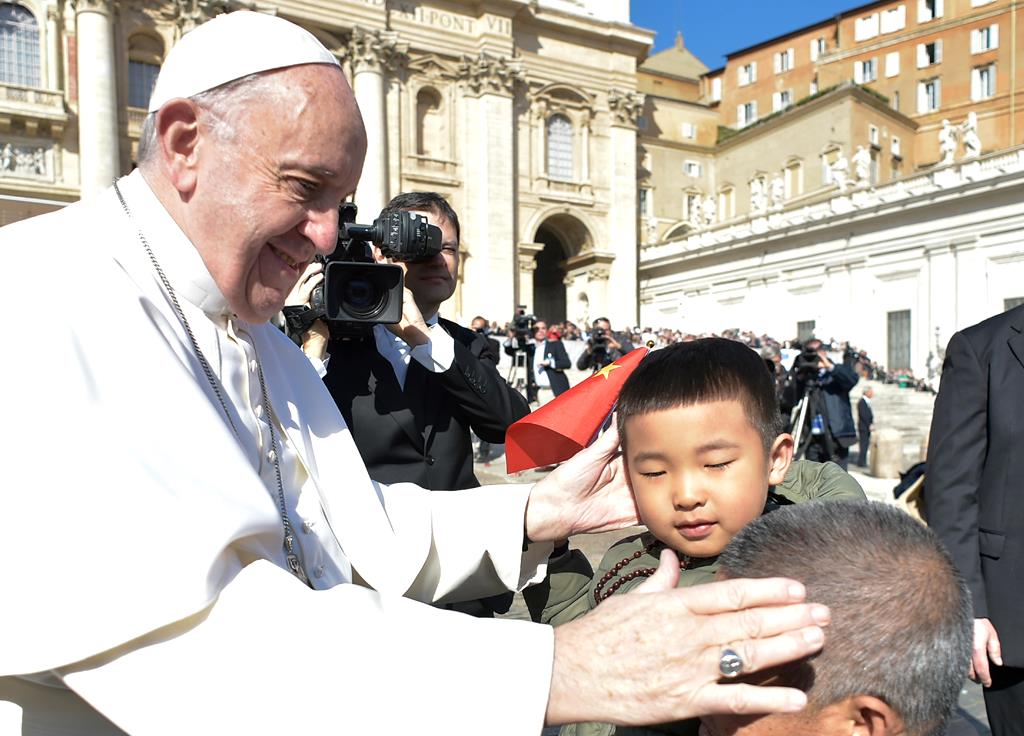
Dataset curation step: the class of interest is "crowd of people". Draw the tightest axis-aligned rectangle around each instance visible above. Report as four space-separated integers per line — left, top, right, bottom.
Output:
1 11 1019 736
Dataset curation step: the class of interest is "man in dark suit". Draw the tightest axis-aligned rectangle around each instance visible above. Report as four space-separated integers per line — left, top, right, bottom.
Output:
797 338 859 470
505 320 571 405
924 304 1024 735
856 385 874 468
470 315 503 462
292 193 530 615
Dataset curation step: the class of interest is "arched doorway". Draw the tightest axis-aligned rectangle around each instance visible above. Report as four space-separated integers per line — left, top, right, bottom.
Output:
529 212 593 323
533 226 568 322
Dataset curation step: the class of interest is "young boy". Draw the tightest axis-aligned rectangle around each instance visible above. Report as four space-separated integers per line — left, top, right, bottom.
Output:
525 338 865 736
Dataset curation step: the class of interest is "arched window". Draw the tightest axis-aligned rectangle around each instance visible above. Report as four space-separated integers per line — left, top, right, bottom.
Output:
546 114 573 181
0 3 40 87
415 87 444 157
128 33 163 109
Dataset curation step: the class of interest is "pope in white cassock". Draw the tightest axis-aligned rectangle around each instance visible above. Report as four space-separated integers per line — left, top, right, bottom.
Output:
0 12 830 735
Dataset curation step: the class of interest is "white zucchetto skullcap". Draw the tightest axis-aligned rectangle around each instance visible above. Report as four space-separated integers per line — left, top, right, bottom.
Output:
147 11 340 113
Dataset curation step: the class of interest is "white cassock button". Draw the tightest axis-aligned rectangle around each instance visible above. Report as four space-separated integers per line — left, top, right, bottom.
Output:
267 449 277 463
249 359 258 373
255 404 263 418
314 565 325 579
302 520 315 534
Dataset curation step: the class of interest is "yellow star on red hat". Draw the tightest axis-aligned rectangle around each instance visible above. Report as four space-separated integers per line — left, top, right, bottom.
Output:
595 363 621 380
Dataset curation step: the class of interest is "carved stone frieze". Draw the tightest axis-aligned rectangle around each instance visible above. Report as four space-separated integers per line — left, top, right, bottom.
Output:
0 141 52 180
607 88 644 127
346 26 407 75
458 52 523 97
588 266 611 282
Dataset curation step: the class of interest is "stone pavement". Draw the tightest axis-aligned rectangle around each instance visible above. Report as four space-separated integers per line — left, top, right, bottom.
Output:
475 448 991 734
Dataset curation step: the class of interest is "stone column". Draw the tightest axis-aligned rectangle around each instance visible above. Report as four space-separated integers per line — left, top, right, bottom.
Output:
76 0 120 196
459 52 523 321
348 27 404 219
45 5 60 89
606 89 644 327
516 242 543 314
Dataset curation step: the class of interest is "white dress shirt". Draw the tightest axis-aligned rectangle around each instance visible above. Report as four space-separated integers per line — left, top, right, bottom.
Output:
532 339 551 388
372 315 454 389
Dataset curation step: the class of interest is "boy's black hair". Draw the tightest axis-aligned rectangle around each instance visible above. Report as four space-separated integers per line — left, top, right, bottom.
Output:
380 191 460 244
616 338 784 453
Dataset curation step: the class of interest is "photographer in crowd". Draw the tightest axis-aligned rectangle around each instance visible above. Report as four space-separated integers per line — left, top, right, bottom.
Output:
576 317 635 373
787 338 859 470
505 319 571 406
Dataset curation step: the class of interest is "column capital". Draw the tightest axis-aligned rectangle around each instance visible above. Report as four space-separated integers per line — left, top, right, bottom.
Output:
607 88 644 127
76 0 115 15
46 4 60 22
346 26 407 75
158 0 233 39
458 52 523 97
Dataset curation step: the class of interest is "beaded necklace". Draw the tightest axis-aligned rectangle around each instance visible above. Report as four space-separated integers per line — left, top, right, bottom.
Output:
592 542 691 604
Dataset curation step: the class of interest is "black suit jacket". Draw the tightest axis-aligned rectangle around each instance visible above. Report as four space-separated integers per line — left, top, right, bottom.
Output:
323 318 531 491
924 305 1024 665
857 397 874 432
506 339 571 396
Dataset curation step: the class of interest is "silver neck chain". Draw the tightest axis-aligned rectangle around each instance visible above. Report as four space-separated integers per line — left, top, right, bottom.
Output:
113 179 310 587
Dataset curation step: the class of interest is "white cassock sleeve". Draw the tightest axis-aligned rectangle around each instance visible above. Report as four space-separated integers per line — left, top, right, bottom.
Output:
0 194 555 735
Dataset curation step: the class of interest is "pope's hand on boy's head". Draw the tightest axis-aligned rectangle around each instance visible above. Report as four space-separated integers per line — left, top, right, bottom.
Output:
524 425 637 543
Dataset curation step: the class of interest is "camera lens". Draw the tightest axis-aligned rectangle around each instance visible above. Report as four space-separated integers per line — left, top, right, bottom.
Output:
342 276 387 320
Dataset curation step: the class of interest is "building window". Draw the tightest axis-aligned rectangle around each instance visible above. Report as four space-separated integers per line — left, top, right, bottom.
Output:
684 160 702 177
891 90 901 111
918 78 941 112
738 62 757 86
546 114 573 181
797 320 816 343
681 122 696 139
772 90 793 112
737 101 757 127
971 24 999 54
972 64 996 101
971 0 995 6
854 58 878 84
784 160 803 199
639 188 651 216
881 6 906 33
0 3 40 87
1005 297 1024 311
917 40 943 68
892 136 901 157
683 191 700 221
887 310 911 371
918 0 943 22
885 51 900 78
415 87 445 157
710 77 722 102
128 61 160 109
855 13 880 41
718 186 735 220
869 125 880 146
810 37 826 61
774 48 794 74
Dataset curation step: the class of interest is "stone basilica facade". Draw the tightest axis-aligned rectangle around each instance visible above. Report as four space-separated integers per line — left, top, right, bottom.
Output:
0 0 650 328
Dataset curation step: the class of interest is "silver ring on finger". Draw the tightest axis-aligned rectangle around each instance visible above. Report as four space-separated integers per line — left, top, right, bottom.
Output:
719 647 744 679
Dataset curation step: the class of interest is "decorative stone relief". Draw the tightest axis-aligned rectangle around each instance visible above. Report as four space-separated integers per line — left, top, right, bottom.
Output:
607 88 644 127
749 177 767 214
347 26 407 75
701 196 716 226
852 145 871 188
158 0 234 38
769 174 785 209
458 52 523 96
961 112 981 159
588 266 611 281
0 142 52 180
830 150 849 193
938 119 957 166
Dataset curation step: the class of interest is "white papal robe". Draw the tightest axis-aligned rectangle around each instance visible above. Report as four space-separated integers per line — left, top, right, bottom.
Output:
0 170 554 735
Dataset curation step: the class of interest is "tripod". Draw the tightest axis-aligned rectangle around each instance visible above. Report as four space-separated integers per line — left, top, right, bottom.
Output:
791 380 836 463
506 344 534 403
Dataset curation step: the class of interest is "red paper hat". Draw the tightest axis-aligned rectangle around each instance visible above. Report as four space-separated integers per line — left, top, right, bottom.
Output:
505 347 649 473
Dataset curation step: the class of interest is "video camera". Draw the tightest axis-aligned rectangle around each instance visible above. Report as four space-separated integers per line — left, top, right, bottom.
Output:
308 203 442 333
792 344 823 385
511 306 536 350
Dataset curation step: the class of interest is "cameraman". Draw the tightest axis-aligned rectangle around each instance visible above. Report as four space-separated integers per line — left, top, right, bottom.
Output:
290 192 529 494
504 319 571 406
792 338 859 470
576 317 635 373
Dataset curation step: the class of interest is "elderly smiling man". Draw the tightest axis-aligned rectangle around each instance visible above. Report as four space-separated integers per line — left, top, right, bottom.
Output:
0 12 829 735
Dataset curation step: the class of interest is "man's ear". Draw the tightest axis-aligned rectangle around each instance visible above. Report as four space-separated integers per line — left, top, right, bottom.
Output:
153 98 203 196
767 432 794 486
845 695 906 736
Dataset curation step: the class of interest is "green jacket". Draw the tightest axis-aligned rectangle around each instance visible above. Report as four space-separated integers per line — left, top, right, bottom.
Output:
525 460 865 736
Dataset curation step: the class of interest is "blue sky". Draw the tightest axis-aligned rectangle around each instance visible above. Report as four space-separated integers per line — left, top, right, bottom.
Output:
630 1 862 69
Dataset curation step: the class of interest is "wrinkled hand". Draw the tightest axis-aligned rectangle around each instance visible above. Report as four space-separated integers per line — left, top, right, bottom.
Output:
525 425 636 543
546 551 830 726
968 618 1003 686
386 286 430 347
